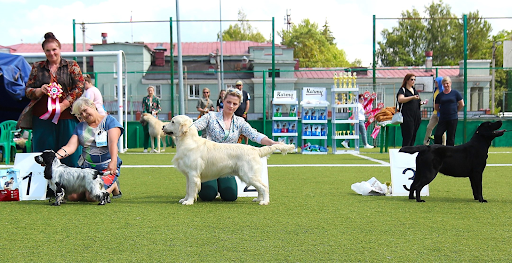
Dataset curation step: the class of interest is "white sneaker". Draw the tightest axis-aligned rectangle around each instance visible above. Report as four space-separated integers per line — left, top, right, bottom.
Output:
364 144 374 149
341 141 349 148
143 149 148 153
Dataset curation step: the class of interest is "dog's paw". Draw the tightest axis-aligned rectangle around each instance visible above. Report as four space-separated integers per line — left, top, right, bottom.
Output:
181 200 194 205
480 199 488 203
258 200 269 205
51 202 61 206
252 197 262 202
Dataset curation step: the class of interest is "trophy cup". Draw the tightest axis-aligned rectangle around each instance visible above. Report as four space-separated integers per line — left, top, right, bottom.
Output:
350 94 356 104
333 72 338 88
341 93 347 104
341 72 347 88
352 72 357 88
347 72 353 89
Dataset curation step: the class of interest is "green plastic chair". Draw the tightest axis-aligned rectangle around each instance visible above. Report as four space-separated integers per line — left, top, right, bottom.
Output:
24 129 33 153
0 120 18 164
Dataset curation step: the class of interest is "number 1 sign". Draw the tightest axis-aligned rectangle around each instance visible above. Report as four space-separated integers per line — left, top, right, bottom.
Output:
14 153 47 200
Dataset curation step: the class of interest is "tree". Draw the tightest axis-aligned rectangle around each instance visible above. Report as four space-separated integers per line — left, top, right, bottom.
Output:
377 0 492 66
218 9 267 43
491 30 512 113
279 19 351 68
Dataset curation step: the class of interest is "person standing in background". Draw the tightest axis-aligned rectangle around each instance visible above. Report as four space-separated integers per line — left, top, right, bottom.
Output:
233 80 250 144
423 77 446 145
434 76 464 146
83 74 106 115
142 86 161 153
197 88 215 118
397 73 421 147
216 90 226 112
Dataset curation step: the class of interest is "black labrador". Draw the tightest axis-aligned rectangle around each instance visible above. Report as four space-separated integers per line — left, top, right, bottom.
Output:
399 121 506 202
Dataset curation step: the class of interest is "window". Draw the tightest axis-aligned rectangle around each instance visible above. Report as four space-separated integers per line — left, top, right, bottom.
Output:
114 84 126 100
154 84 162 99
268 68 280 78
188 84 200 99
113 63 126 79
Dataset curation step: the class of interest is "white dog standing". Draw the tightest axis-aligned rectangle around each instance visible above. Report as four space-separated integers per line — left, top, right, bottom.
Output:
140 113 170 153
163 115 295 205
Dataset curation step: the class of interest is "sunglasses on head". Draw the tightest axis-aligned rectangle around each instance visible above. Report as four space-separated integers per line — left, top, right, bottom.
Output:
227 88 242 95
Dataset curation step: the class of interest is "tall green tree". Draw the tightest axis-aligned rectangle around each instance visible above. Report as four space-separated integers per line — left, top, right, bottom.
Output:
377 0 492 66
218 9 267 42
491 30 512 113
279 19 351 68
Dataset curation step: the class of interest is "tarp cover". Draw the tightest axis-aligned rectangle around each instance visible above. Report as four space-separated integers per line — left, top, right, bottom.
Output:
0 53 31 123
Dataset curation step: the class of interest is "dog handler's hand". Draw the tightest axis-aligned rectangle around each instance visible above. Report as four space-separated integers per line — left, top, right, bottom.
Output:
107 161 117 176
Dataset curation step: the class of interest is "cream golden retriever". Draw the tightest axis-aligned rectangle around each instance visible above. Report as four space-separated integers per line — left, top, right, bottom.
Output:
140 113 170 153
162 115 295 205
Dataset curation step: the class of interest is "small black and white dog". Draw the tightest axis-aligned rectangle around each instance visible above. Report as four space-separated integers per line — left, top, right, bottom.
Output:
34 150 110 206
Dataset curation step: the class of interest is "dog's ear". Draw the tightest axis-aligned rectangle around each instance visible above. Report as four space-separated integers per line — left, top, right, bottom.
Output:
178 121 190 136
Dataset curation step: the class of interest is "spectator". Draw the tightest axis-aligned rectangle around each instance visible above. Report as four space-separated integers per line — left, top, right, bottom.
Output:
142 86 161 153
434 76 464 146
17 32 84 167
397 73 422 147
197 88 215 118
341 94 374 149
233 80 250 144
83 74 106 115
423 77 446 145
216 90 226 112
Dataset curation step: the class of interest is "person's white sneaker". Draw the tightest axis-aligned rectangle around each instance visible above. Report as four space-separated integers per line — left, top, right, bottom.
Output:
143 149 148 153
364 144 374 149
341 141 349 148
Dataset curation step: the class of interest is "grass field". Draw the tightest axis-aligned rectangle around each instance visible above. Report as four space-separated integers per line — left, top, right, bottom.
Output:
2 147 512 262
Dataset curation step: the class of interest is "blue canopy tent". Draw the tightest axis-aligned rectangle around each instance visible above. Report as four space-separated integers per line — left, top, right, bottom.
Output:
0 53 31 123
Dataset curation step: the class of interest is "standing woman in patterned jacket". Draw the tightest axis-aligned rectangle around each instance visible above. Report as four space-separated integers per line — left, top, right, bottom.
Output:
193 88 280 202
141 85 161 153
17 32 84 167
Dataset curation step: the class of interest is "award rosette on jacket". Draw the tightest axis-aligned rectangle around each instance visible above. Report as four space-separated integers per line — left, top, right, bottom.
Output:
40 82 63 124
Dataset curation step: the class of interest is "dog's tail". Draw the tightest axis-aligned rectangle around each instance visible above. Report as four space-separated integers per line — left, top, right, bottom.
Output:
257 143 296 158
399 145 430 154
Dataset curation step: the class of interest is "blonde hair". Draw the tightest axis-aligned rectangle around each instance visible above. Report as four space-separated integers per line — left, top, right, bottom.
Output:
224 88 242 101
147 86 155 92
442 76 451 84
71 97 97 117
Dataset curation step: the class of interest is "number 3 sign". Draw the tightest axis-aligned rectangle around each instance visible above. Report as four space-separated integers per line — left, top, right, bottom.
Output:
14 153 47 200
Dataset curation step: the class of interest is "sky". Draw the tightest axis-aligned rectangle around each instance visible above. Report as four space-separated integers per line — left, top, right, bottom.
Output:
0 0 511 67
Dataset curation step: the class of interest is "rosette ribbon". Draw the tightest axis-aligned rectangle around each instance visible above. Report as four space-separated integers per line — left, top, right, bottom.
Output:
39 82 63 124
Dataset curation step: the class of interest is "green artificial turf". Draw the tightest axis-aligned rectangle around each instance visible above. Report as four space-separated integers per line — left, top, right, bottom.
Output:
2 148 512 262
